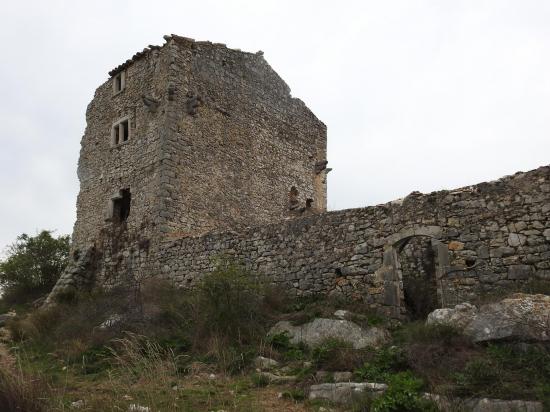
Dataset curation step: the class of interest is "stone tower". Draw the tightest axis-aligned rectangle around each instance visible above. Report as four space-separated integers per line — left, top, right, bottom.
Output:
70 35 327 280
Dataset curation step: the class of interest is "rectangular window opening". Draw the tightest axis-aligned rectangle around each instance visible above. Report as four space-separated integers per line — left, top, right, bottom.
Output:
112 117 130 146
112 189 131 223
113 71 125 94
121 120 129 142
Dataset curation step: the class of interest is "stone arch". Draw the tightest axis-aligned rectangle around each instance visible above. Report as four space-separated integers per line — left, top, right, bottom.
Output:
381 225 450 319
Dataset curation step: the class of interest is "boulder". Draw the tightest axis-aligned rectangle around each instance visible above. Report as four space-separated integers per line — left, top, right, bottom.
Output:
309 382 387 403
269 319 389 349
257 371 296 384
426 294 550 342
464 398 543 412
333 371 353 382
426 394 543 412
427 303 478 329
333 309 351 320
0 312 16 327
253 356 279 370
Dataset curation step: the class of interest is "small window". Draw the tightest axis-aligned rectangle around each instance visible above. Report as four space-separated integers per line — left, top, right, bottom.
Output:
111 117 130 146
112 189 131 223
113 71 126 94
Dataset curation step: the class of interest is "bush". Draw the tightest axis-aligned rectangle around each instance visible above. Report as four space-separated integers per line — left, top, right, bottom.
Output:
369 372 438 412
312 338 366 371
394 322 463 346
192 260 268 346
454 343 550 405
0 230 69 308
354 347 409 382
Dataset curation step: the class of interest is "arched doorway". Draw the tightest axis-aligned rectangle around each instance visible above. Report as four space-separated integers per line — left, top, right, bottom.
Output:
395 236 439 320
381 226 450 319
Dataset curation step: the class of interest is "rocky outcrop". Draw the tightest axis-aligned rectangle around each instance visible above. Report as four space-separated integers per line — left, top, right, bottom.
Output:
427 303 478 329
427 294 550 342
253 356 279 370
44 246 97 306
462 398 543 412
309 382 387 403
269 318 389 349
0 312 16 327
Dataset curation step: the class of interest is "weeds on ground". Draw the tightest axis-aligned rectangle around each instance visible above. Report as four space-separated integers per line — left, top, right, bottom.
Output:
453 343 550 406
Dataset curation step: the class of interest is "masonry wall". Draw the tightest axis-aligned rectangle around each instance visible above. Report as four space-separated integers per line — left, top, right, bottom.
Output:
151 165 550 316
158 36 327 237
72 45 170 254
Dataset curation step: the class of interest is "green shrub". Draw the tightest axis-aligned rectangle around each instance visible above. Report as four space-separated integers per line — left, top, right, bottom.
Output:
0 230 69 308
394 321 463 346
312 338 366 371
369 372 438 412
354 347 409 382
454 343 550 405
266 332 292 351
281 388 306 401
192 260 270 347
251 372 270 387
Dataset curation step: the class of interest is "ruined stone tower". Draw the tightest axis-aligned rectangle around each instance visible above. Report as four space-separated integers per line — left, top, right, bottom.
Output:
71 35 327 270
50 34 548 314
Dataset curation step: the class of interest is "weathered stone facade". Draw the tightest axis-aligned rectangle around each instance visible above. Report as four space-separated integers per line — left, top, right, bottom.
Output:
49 35 550 318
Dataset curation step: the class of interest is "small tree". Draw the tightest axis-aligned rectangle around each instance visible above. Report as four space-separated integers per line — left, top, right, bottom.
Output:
0 230 70 306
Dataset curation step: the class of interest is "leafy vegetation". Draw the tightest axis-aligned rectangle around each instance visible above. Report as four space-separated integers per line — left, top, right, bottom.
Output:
0 230 69 310
1 256 549 411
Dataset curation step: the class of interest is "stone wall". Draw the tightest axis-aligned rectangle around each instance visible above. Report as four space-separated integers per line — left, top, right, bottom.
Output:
51 35 549 317
73 44 170 250
71 34 327 280
88 164 550 318
53 159 549 316
159 35 327 237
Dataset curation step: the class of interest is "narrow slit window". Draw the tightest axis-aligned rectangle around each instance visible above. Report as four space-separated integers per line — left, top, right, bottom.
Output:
121 120 129 142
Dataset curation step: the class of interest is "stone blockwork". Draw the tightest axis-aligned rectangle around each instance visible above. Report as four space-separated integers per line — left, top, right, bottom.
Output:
72 34 327 267
89 164 549 318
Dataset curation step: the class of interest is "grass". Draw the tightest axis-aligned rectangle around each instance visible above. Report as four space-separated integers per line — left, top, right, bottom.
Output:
1 264 549 411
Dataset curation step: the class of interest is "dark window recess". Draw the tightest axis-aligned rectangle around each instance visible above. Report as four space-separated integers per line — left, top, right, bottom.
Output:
289 186 299 210
113 189 131 222
113 119 130 145
115 75 122 92
121 120 129 142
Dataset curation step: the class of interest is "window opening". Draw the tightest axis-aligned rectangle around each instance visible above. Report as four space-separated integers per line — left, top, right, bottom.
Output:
112 189 131 222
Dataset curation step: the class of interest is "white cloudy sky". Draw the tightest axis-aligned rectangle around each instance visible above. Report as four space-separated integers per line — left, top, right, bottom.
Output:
1 0 549 252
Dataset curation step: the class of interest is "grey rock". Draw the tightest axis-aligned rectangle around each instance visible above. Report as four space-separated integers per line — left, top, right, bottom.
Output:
253 356 279 370
333 309 351 319
257 371 296 384
508 265 532 280
508 233 527 247
465 294 550 342
269 319 389 349
465 398 543 412
0 312 16 327
309 382 387 404
427 294 550 342
426 303 478 329
98 314 123 329
333 371 353 382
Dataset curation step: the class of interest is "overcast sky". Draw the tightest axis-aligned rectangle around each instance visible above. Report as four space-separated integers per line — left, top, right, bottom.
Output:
1 0 549 253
